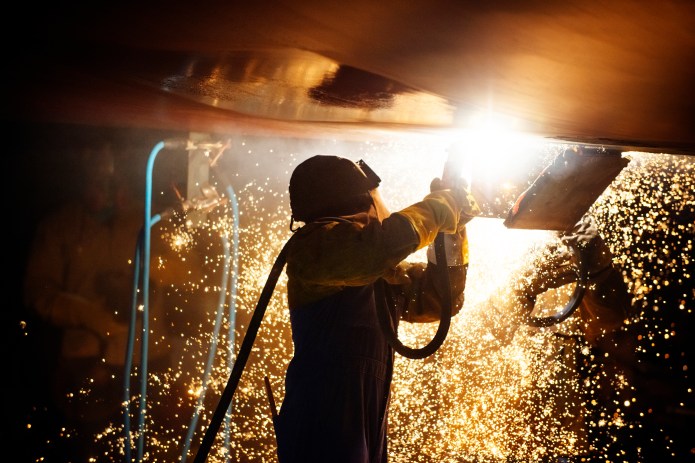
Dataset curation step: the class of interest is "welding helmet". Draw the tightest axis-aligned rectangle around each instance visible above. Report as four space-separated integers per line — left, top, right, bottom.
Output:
289 155 381 224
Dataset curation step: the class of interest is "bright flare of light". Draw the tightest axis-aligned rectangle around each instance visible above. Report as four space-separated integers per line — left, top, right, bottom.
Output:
447 110 547 191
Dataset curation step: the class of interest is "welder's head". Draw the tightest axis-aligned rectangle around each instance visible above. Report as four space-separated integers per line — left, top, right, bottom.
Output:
289 155 381 224
80 142 122 220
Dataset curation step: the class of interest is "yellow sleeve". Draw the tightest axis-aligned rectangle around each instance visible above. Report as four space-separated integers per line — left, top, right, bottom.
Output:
394 190 460 249
286 190 469 309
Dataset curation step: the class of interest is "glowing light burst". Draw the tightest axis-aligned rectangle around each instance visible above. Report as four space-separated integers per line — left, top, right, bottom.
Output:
447 112 549 194
64 140 692 463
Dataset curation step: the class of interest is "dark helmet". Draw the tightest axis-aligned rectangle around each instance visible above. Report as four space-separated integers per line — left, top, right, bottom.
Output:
289 155 381 223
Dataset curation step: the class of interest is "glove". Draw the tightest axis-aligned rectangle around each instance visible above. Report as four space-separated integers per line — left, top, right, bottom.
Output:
561 217 614 276
430 177 480 230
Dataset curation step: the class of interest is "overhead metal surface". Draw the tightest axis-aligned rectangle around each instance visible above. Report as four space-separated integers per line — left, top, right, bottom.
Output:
5 1 695 152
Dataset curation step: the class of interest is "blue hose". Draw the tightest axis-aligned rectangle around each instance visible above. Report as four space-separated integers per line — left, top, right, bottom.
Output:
180 184 240 462
180 235 231 461
124 139 240 462
123 229 142 463
123 141 165 463
223 185 240 457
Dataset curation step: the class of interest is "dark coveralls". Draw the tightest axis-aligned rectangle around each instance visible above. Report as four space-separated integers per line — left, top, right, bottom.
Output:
275 188 478 463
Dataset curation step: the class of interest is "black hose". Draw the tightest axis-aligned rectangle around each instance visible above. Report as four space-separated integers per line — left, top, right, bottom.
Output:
192 238 292 463
374 232 453 359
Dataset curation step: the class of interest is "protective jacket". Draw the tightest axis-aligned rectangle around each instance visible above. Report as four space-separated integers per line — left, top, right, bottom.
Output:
275 189 477 463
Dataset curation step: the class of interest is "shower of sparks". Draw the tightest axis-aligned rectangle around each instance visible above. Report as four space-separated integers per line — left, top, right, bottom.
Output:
34 139 693 462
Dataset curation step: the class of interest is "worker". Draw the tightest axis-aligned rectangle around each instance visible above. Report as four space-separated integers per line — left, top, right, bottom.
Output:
23 142 175 461
495 215 633 459
273 155 479 463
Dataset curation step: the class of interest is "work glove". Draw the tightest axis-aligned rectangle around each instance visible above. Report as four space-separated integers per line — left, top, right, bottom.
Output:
426 177 478 266
430 177 480 229
560 216 614 277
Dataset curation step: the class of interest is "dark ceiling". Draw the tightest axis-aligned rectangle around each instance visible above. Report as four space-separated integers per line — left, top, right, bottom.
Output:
6 1 695 153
